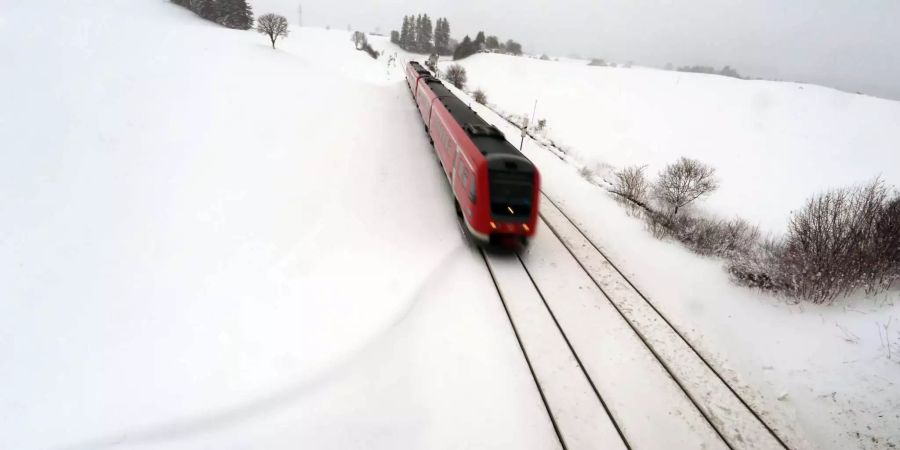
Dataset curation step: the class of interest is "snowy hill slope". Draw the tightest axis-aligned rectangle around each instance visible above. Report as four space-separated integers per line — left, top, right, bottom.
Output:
446 53 900 233
0 2 558 449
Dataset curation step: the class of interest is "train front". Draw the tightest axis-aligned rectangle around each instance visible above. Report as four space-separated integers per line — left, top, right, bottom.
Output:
483 154 540 246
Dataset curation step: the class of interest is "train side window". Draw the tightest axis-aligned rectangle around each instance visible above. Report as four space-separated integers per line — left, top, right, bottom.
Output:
468 170 477 202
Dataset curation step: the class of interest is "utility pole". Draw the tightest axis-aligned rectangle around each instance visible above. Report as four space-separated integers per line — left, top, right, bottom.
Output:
519 99 538 152
297 4 302 26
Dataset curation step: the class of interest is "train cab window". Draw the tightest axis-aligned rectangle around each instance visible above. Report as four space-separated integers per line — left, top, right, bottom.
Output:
489 170 533 220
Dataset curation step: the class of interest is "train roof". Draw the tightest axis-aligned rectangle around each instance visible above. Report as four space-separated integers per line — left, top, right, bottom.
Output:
428 82 522 158
409 61 430 74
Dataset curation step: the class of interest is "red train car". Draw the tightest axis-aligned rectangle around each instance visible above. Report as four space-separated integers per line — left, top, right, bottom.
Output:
405 61 430 94
405 61 540 245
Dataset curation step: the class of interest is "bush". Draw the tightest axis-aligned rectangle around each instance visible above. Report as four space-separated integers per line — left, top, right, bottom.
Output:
644 209 671 239
653 157 718 218
579 166 594 181
445 64 467 89
362 43 379 59
612 165 649 205
780 179 894 303
589 58 606 67
472 89 487 105
535 119 547 131
877 196 900 275
673 216 759 258
728 238 786 293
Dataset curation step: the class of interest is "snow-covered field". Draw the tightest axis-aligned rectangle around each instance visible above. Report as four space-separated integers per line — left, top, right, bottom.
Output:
425 52 900 449
0 2 559 449
446 53 900 233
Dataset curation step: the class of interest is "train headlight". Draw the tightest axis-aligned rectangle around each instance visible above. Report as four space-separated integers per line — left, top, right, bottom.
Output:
490 221 497 230
523 224 530 232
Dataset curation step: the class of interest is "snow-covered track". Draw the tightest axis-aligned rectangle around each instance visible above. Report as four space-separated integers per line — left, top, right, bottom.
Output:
536 193 796 450
480 249 628 450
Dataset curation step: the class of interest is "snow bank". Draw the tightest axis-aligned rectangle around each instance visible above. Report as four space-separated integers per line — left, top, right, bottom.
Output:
0 2 556 448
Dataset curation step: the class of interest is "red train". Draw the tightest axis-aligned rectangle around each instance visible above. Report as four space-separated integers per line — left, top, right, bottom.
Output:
405 61 540 245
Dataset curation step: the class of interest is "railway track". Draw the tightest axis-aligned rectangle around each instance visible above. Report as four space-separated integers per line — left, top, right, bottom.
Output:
479 194 799 450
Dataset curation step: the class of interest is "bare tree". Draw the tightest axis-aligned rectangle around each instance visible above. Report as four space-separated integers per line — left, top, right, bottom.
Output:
612 165 649 205
653 157 718 218
445 64 467 89
257 13 289 49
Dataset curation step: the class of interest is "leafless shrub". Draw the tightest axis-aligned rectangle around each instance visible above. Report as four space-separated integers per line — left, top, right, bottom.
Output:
874 195 900 288
536 119 547 131
653 157 718 218
674 216 760 258
780 178 894 303
472 89 487 105
257 13 289 49
615 157 895 303
579 166 594 181
728 237 787 293
644 209 671 239
445 64 467 89
611 165 649 205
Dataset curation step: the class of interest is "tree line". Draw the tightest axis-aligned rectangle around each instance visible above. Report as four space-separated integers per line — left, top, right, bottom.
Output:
674 64 742 79
171 0 254 30
391 14 451 55
454 31 522 60
390 15 523 59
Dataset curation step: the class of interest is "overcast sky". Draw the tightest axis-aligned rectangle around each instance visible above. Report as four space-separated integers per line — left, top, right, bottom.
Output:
252 0 900 99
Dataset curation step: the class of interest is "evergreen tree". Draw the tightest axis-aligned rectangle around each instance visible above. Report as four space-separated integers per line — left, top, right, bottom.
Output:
434 18 450 55
474 31 485 51
505 39 522 55
418 14 433 53
190 0 219 20
400 16 411 49
485 35 500 50
414 15 422 52
217 0 253 30
453 35 473 60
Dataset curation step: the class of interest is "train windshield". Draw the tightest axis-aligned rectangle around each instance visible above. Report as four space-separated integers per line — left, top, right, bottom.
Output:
489 170 534 220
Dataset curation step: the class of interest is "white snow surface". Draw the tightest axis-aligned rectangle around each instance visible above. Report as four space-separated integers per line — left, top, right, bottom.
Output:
446 53 900 233
424 54 900 449
5 2 899 449
0 2 559 449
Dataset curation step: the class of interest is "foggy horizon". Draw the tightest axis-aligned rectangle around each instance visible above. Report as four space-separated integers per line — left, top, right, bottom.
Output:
252 0 900 100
